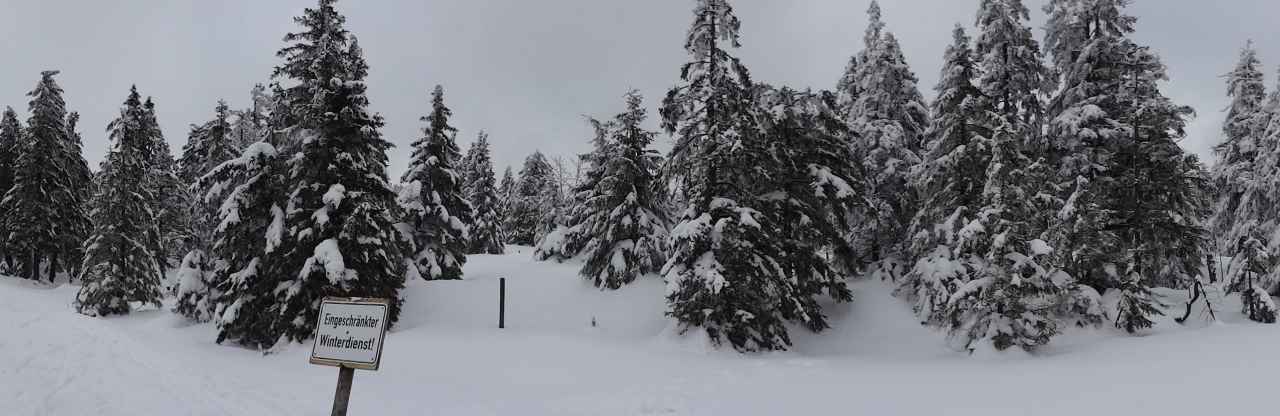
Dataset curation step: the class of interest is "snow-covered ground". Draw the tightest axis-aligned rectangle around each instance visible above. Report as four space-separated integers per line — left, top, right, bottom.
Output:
1 246 1277 415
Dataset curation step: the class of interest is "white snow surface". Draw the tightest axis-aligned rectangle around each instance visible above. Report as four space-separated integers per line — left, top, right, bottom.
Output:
2 248 1279 415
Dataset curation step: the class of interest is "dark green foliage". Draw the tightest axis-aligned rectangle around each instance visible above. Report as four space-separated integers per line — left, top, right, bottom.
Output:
0 108 21 269
576 91 668 289
466 133 505 255
399 85 472 280
662 1 859 352
213 0 407 347
0 70 89 282
75 87 164 316
508 151 554 245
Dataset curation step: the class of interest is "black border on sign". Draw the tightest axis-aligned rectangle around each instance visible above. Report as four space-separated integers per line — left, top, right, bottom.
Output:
309 297 390 371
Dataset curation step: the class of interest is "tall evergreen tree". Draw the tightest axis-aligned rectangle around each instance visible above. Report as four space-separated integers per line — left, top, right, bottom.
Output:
662 0 776 351
173 100 243 322
572 91 669 289
466 133 504 254
498 165 517 240
901 25 990 324
661 0 857 352
844 3 930 275
215 0 407 346
204 138 287 346
1207 43 1280 315
142 98 189 278
399 85 472 280
534 117 615 262
1043 0 1209 332
460 139 480 199
0 70 88 282
75 87 165 316
0 108 20 270
62 111 94 278
508 150 554 245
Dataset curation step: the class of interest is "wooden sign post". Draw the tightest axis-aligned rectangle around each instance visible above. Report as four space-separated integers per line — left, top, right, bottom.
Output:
310 297 390 416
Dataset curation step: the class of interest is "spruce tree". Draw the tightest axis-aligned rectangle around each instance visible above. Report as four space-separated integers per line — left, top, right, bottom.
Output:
173 101 243 322
661 0 857 352
62 111 94 278
1207 43 1280 320
0 108 19 271
534 117 614 262
399 85 472 280
215 0 407 346
574 91 669 289
0 70 88 282
1043 0 1209 332
901 25 989 324
204 138 286 347
466 133 505 254
460 139 480 199
1208 42 1267 251
498 166 517 240
509 151 554 245
924 0 1074 351
843 2 930 276
142 98 189 278
75 87 165 316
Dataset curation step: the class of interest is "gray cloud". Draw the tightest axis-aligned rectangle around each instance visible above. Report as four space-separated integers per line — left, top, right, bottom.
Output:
2 0 1276 176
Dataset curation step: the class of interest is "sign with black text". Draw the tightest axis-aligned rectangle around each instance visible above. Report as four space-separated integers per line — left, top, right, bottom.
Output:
309 297 390 371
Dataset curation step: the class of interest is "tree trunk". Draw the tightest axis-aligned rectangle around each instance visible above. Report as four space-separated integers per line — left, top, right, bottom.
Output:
156 256 167 283
27 250 38 281
49 252 59 284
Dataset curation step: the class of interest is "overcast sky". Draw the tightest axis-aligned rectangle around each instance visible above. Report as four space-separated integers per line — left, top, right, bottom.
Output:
2 0 1278 177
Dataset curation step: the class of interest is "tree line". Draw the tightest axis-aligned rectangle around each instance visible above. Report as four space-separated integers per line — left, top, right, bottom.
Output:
0 0 1268 354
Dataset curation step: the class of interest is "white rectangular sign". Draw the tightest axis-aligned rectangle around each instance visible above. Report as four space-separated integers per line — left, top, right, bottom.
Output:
310 297 390 371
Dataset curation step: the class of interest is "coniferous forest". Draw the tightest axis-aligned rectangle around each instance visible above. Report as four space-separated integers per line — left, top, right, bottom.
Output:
0 0 1275 363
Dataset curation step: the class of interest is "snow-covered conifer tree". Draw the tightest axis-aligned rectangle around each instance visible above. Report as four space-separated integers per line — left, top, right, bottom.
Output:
0 70 89 282
1043 0 1209 332
498 166 516 240
466 133 504 254
1207 43 1280 320
843 3 930 276
901 25 989 324
399 85 472 280
75 87 165 316
215 0 407 346
141 98 189 278
508 151 554 245
0 108 20 270
533 117 614 262
204 137 285 346
937 0 1085 351
173 101 243 322
62 111 94 278
661 0 858 352
574 90 669 289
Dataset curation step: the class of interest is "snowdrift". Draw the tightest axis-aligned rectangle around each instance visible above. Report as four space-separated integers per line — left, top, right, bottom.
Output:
2 247 1278 415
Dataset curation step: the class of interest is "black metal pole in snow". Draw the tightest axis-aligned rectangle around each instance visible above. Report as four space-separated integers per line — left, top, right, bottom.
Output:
499 277 506 329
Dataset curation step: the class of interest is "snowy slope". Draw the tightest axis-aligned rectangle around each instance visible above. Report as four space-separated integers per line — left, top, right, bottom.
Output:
2 247 1278 415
